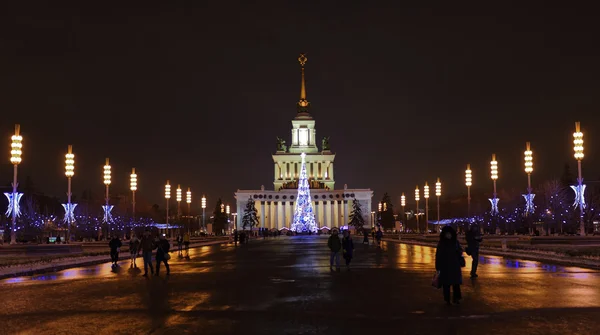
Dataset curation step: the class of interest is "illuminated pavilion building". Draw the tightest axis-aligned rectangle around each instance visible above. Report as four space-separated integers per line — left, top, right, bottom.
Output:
234 54 373 231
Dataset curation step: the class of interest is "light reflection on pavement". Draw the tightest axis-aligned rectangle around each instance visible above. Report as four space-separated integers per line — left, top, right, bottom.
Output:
1 236 599 334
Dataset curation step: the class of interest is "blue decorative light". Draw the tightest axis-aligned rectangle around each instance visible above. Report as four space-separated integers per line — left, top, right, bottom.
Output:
570 184 586 209
62 203 78 224
102 205 114 223
522 193 535 214
4 192 23 218
488 197 499 215
291 152 318 233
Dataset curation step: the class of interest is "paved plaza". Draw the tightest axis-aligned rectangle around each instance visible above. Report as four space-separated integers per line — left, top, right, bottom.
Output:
1 236 600 334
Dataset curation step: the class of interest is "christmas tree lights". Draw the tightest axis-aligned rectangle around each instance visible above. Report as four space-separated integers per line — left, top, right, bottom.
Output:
291 153 318 233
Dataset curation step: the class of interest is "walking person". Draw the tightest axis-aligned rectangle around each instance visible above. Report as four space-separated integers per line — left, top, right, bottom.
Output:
183 232 190 258
363 230 369 245
108 235 122 268
176 234 183 256
327 229 342 271
155 234 171 276
342 230 354 270
138 230 155 277
435 226 464 305
375 228 383 248
129 233 140 268
233 229 239 246
466 225 483 278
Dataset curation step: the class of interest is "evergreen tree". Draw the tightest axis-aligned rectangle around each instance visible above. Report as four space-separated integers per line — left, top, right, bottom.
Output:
242 198 258 230
290 153 318 233
379 192 395 228
212 198 228 235
348 198 366 232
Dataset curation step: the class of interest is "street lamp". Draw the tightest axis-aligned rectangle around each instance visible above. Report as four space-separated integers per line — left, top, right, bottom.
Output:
130 168 137 223
6 124 23 244
523 142 535 216
436 178 441 233
400 193 406 230
415 186 420 233
102 158 114 239
370 211 375 228
186 187 192 234
572 122 586 236
176 185 182 220
165 180 171 237
424 182 430 233
201 195 207 232
226 205 231 233
232 212 238 231
63 145 77 243
489 154 499 229
465 164 472 218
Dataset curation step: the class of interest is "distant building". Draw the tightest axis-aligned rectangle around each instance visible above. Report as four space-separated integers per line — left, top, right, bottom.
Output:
234 55 373 231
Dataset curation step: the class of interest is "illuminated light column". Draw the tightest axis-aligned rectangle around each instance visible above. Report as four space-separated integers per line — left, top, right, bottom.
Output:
226 204 231 233
130 168 137 223
102 158 114 238
401 193 406 230
232 212 238 231
424 182 430 233
522 142 535 215
436 178 441 233
572 122 586 236
62 145 77 243
176 184 182 222
489 154 499 215
6 125 23 244
377 202 382 227
465 164 472 218
415 186 420 233
201 195 207 232
186 187 192 234
165 181 171 237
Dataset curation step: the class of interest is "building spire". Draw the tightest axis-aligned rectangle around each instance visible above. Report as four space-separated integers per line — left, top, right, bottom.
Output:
297 53 310 113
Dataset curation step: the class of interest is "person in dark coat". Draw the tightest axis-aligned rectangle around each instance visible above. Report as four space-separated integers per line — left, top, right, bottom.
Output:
138 230 155 276
155 234 171 276
465 225 483 278
435 226 464 304
363 231 369 244
342 230 355 270
233 229 239 246
108 235 122 267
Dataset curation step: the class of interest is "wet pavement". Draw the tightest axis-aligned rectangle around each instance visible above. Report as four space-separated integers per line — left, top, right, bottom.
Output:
1 236 600 334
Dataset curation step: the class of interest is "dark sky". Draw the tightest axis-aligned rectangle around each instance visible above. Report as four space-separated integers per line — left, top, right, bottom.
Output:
1 2 599 212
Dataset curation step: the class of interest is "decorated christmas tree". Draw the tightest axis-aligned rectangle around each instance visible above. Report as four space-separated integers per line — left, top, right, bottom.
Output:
291 153 318 233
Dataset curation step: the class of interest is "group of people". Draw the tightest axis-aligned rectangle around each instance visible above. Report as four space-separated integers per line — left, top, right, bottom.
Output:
176 233 191 258
434 225 482 305
108 230 172 277
327 229 355 271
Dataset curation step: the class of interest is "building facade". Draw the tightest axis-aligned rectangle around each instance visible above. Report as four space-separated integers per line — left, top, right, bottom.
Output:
234 54 373 230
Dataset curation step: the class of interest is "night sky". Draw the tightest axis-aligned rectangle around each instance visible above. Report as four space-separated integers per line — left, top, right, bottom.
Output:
1 2 599 212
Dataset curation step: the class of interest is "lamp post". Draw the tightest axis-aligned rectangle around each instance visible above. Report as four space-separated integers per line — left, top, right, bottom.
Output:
176 185 182 220
400 193 406 231
201 195 207 232
165 181 171 237
232 212 238 231
226 205 231 233
370 211 375 228
63 145 76 243
130 168 137 223
465 164 472 218
523 142 535 215
572 122 586 236
102 158 113 239
377 202 382 227
436 178 441 233
424 182 430 233
415 186 420 233
186 188 192 234
6 125 23 244
489 154 499 234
